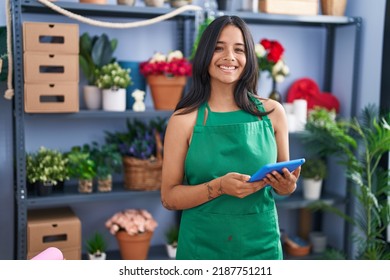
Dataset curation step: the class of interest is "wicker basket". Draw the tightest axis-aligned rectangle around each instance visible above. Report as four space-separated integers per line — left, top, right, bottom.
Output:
122 131 163 191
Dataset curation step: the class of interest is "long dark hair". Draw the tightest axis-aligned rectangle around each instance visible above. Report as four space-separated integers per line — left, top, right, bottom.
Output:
175 15 270 117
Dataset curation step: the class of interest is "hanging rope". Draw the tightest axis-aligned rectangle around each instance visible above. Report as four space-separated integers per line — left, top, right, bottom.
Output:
37 0 202 29
4 0 14 99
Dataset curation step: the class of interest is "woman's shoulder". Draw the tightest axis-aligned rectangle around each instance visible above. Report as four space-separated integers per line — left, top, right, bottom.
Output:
259 97 285 115
168 108 198 129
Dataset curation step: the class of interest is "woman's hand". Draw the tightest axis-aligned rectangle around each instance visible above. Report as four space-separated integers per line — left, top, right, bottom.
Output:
263 167 301 195
220 172 268 198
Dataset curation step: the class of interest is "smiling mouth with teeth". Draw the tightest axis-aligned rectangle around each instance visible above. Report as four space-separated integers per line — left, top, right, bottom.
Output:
219 65 236 70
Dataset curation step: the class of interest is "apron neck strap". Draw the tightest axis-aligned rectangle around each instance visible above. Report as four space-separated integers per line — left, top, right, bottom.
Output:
196 103 207 126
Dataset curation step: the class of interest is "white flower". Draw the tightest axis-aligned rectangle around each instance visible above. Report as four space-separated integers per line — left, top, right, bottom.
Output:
254 43 266 57
272 60 284 76
282 65 290 75
150 52 167 63
274 74 285 83
167 50 184 62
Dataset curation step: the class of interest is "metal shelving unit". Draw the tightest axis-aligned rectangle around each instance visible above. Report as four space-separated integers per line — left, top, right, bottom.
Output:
11 0 361 259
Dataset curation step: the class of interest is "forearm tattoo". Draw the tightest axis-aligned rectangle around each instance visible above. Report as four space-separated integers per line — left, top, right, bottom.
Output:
206 182 215 200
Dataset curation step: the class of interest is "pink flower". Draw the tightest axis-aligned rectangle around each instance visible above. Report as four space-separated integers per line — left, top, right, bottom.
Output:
105 209 158 236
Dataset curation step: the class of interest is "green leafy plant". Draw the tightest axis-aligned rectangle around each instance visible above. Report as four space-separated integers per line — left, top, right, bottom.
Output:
26 146 69 185
95 62 132 90
86 232 107 255
79 32 118 85
165 225 179 247
301 158 327 180
66 146 96 180
105 117 167 160
84 142 122 180
301 104 390 259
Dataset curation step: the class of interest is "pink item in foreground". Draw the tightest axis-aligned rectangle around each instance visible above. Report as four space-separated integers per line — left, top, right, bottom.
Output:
31 247 64 260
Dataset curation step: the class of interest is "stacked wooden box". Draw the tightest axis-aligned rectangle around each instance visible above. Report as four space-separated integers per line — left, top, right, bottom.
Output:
23 22 79 113
259 0 319 16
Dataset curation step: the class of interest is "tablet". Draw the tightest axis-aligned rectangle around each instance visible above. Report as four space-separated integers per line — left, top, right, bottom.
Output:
248 158 306 183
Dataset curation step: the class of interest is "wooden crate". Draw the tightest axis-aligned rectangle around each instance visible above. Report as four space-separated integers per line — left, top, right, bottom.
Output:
259 0 319 16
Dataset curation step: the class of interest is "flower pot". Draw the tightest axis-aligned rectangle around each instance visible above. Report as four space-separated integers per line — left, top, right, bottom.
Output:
165 244 177 259
78 179 93 193
321 0 347 16
102 88 126 112
36 181 54 196
302 178 323 200
309 231 327 254
144 0 164 7
97 176 112 192
83 85 101 110
79 0 107 4
116 231 153 260
88 252 107 260
147 75 186 110
117 0 135 6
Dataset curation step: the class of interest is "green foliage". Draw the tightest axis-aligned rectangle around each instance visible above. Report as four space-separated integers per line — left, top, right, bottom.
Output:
301 158 327 180
66 146 96 180
85 232 107 255
190 17 214 61
26 147 69 185
165 226 179 247
95 62 132 90
84 142 122 179
79 32 118 85
305 104 390 259
105 117 167 159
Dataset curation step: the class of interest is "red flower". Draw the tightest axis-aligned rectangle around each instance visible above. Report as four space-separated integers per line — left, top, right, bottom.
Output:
140 51 192 77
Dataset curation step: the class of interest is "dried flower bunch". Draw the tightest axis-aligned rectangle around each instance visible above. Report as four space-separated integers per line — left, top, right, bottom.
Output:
255 39 289 83
140 50 192 77
105 209 158 236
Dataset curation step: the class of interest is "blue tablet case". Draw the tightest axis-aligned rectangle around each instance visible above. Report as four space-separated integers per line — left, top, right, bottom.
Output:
248 158 306 182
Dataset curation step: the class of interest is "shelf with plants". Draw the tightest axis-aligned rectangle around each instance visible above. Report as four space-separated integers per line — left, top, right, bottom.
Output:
12 0 362 260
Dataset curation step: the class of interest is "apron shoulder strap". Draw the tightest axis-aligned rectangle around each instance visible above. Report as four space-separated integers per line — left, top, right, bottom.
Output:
248 93 272 124
195 103 207 126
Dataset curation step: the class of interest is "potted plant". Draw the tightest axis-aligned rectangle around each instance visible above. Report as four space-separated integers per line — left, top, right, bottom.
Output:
85 142 122 192
85 232 108 260
165 225 179 259
26 146 69 196
301 157 327 200
300 104 390 259
105 117 167 191
95 62 132 112
140 50 192 110
105 209 158 260
66 146 96 193
79 32 118 110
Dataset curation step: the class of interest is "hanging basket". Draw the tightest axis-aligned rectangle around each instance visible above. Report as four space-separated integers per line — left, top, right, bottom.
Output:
147 75 186 110
122 131 163 191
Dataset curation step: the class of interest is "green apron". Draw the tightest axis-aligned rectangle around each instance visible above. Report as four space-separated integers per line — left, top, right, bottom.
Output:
177 97 283 260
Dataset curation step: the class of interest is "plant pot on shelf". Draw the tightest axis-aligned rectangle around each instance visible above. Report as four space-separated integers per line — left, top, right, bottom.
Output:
117 0 135 6
88 252 106 260
36 181 54 196
83 85 102 110
302 178 323 200
144 0 165 7
116 231 153 260
122 156 162 191
102 88 126 112
147 75 186 110
79 0 107 4
165 244 177 259
78 179 93 193
97 176 113 192
321 0 347 16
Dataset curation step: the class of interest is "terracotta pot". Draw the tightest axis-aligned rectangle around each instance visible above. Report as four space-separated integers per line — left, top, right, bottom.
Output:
79 0 107 4
116 231 153 260
147 75 186 110
321 0 347 16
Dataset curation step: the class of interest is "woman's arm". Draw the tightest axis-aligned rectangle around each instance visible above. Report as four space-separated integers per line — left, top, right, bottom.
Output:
263 99 300 195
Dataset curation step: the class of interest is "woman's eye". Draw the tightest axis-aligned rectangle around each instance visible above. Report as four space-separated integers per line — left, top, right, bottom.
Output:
235 48 245 53
215 46 223 51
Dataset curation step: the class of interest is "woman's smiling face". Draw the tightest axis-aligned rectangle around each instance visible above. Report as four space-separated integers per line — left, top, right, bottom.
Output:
208 24 247 86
